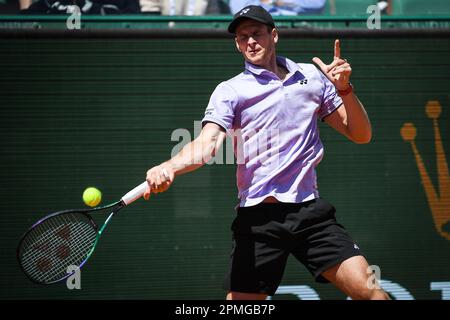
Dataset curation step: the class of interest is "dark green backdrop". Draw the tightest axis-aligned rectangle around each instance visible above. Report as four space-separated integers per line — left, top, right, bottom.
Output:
1 33 449 299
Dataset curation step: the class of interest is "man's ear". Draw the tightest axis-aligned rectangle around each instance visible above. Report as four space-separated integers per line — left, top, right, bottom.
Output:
235 38 242 52
272 28 279 44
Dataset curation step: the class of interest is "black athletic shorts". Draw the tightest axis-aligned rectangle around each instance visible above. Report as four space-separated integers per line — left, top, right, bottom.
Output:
224 198 364 295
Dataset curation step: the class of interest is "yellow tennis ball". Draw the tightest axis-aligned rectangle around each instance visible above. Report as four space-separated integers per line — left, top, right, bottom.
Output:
83 187 102 207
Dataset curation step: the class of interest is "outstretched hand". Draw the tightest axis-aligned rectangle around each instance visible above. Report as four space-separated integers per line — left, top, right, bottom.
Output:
312 39 352 91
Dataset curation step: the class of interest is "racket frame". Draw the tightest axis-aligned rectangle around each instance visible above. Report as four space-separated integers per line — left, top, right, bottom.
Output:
17 200 125 285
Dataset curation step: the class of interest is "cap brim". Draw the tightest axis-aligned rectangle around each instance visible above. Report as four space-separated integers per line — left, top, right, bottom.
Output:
228 16 274 34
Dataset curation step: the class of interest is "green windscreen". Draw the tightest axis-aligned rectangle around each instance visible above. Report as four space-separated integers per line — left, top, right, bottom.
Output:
0 31 449 300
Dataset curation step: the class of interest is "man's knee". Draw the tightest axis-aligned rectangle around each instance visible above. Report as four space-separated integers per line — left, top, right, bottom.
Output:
226 291 267 300
351 288 390 300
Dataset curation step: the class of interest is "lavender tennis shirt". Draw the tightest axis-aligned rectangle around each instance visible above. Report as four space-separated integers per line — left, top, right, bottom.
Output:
202 56 343 207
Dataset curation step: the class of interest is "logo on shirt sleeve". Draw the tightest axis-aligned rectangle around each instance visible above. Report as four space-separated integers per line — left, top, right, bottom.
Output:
204 105 214 116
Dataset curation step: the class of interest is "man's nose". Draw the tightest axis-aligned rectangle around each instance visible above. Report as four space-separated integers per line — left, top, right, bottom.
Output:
248 36 257 45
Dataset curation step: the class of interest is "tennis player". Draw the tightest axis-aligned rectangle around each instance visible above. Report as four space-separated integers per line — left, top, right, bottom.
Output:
144 5 390 300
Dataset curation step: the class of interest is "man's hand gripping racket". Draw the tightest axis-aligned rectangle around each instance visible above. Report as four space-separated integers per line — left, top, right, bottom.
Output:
17 181 149 285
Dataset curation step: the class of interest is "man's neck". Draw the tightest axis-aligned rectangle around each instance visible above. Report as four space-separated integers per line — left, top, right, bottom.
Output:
275 64 289 80
256 57 289 80
267 63 289 80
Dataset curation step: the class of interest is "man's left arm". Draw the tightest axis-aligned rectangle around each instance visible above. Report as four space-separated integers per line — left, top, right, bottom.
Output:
323 94 372 144
313 39 372 144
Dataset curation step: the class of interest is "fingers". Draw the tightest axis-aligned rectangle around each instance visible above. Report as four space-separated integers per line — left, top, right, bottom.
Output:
144 166 174 200
327 58 345 72
162 168 172 182
155 172 162 193
314 40 352 86
332 70 350 77
334 39 340 60
314 56 348 74
331 63 352 76
312 57 326 70
156 168 172 193
143 185 151 200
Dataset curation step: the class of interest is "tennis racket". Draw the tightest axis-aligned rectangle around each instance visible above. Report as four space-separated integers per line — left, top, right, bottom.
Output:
17 181 148 285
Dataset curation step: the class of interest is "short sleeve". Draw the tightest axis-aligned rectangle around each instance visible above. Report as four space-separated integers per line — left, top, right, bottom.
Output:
317 69 343 121
201 82 239 131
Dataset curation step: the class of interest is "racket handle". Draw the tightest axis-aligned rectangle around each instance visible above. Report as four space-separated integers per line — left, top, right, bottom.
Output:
121 181 148 205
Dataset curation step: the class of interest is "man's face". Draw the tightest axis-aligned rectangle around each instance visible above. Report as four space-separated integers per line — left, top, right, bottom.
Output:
234 19 278 67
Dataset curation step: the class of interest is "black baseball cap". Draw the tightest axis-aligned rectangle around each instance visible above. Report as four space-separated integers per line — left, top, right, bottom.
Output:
228 5 275 34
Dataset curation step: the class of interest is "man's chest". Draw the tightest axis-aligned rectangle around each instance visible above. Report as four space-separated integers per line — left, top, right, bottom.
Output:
235 74 323 130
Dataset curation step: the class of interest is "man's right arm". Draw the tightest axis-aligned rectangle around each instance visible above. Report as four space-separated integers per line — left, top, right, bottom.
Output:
143 122 226 199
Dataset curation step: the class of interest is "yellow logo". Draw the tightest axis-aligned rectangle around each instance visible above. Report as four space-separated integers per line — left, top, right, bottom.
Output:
401 101 450 241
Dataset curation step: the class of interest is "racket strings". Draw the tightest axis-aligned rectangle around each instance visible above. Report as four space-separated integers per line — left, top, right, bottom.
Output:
19 212 97 284
24 222 94 283
21 216 94 283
